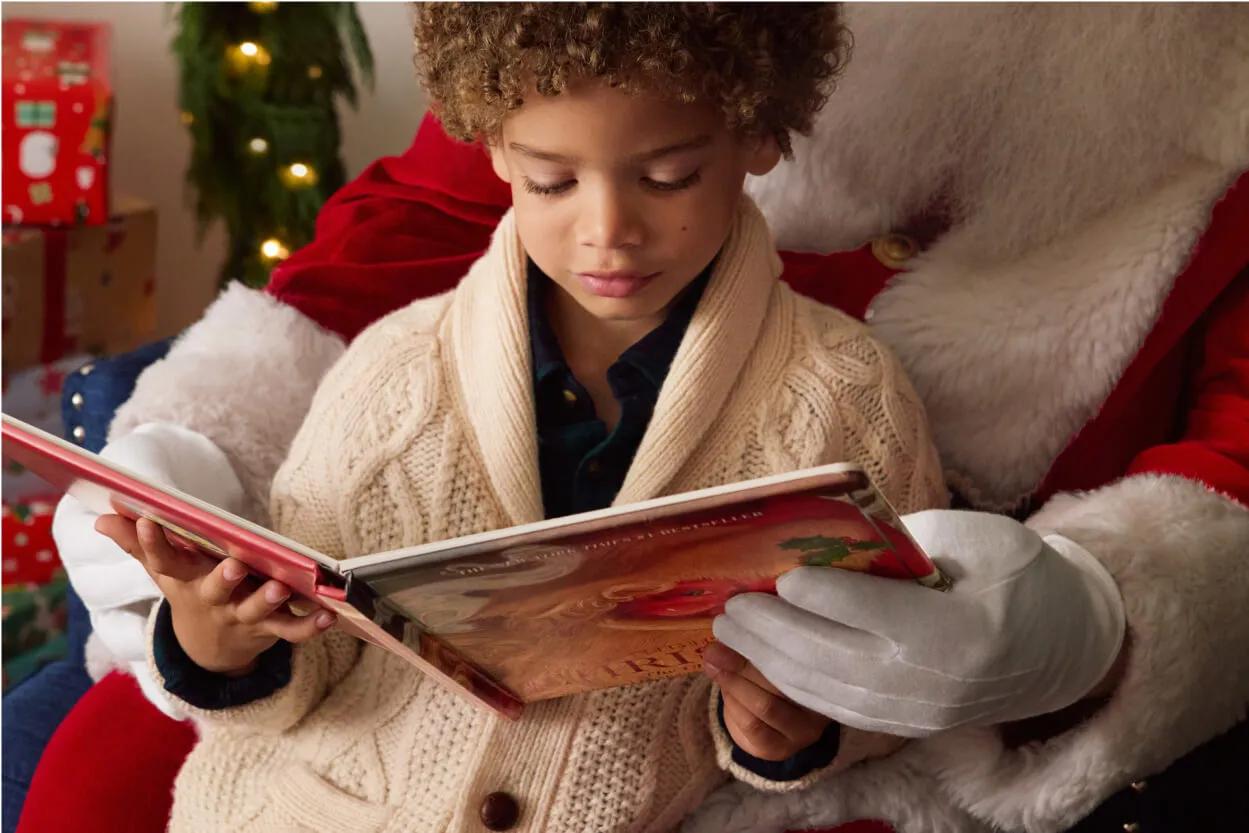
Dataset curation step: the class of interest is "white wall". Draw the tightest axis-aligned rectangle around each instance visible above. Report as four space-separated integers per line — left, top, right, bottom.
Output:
2 1 427 338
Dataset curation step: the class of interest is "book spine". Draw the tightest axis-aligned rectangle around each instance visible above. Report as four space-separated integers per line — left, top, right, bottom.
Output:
320 578 525 720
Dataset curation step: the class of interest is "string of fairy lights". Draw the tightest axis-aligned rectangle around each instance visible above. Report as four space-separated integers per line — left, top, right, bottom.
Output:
178 0 324 268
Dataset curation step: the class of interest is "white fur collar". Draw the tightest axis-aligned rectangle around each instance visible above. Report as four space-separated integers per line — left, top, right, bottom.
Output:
748 4 1249 260
868 161 1239 510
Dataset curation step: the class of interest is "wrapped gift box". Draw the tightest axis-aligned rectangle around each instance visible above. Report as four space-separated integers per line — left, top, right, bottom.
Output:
1 497 62 588
2 19 112 226
2 196 157 375
2 573 69 692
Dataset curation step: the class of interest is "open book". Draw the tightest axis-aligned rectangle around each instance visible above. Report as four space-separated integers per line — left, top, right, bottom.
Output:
3 413 946 719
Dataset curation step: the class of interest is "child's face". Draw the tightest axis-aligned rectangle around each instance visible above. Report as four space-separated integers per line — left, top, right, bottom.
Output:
488 81 781 325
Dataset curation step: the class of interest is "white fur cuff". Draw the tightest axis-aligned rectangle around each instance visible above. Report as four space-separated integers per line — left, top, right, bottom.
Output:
917 474 1249 832
108 284 345 523
685 744 987 833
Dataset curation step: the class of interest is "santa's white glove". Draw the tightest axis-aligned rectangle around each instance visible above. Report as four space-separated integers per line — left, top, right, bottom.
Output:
52 422 245 716
713 509 1126 738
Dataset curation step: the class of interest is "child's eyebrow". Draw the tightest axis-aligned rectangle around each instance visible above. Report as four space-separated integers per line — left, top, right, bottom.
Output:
508 135 713 165
632 135 713 162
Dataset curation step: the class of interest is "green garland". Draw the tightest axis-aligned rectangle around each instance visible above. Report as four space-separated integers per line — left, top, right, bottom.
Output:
172 2 373 288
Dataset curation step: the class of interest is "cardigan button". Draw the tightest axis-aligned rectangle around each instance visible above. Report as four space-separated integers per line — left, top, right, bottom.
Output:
479 791 520 831
1122 824 1141 833
72 425 86 442
1130 780 1148 793
78 362 95 376
71 392 85 409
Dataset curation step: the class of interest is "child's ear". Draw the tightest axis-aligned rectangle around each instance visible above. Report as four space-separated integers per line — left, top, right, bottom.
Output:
486 138 513 184
745 135 782 177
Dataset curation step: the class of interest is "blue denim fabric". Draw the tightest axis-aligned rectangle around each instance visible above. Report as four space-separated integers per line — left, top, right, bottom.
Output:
2 339 172 833
2 586 92 833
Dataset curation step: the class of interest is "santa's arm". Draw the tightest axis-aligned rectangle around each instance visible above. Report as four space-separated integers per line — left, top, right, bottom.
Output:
921 274 1249 832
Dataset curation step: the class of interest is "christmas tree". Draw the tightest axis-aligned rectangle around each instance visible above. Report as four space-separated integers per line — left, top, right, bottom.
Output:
172 2 373 287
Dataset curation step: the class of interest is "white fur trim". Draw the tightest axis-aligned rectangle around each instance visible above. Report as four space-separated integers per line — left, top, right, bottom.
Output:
867 161 1239 509
109 284 345 523
84 631 187 721
915 475 1249 832
684 746 989 833
83 631 122 683
749 4 1249 258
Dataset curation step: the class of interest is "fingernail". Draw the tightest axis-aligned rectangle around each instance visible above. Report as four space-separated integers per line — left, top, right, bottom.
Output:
702 641 740 672
265 583 290 604
223 562 245 582
702 659 722 679
316 612 335 629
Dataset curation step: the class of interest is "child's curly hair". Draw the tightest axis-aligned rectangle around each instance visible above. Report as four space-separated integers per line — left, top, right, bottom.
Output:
413 3 851 156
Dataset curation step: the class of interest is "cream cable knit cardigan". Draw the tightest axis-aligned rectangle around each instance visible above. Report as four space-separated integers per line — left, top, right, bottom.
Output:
151 197 947 833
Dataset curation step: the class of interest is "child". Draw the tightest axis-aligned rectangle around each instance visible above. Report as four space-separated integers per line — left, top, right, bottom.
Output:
101 5 946 831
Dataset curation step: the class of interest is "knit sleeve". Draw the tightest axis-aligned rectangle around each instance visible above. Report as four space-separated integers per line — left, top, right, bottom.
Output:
707 685 909 792
145 298 451 733
805 308 949 515
148 619 359 735
269 291 454 560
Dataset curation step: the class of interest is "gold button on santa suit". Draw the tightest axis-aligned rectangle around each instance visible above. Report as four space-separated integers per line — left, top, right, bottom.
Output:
871 233 919 269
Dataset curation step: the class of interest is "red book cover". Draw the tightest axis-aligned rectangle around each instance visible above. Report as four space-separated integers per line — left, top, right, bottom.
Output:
2 414 945 719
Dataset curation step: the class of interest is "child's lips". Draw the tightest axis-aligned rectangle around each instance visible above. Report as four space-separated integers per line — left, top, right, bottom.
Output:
576 270 660 298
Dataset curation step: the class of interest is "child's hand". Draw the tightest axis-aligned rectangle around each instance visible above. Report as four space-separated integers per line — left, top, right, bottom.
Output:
703 640 833 761
95 514 335 676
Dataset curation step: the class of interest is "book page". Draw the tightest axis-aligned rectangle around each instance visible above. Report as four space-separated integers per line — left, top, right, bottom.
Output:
363 476 941 702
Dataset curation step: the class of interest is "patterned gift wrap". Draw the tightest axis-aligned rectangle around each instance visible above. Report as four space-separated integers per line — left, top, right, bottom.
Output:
2 496 68 691
2 572 69 691
2 495 62 586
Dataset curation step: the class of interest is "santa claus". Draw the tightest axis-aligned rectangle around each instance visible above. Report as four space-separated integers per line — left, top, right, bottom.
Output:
33 5 1248 833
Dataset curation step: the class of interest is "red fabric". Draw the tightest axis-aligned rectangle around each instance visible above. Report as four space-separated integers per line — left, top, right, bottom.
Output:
17 671 196 833
264 113 509 341
1126 273 1249 503
1035 170 1249 507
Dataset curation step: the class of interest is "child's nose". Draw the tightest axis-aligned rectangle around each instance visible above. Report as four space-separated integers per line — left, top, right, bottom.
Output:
578 190 643 251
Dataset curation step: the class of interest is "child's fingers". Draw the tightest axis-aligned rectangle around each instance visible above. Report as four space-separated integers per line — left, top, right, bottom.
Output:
716 664 822 744
262 609 336 644
233 579 292 625
135 518 208 583
199 558 251 606
722 688 794 760
108 498 141 522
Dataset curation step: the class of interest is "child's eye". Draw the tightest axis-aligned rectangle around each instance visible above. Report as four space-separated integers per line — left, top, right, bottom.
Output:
522 177 575 197
642 170 702 193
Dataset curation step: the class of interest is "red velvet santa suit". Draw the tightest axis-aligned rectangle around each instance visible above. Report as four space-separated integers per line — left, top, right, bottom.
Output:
21 6 1249 833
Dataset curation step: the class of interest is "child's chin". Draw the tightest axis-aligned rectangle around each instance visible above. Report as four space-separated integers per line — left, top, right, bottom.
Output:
587 298 665 323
